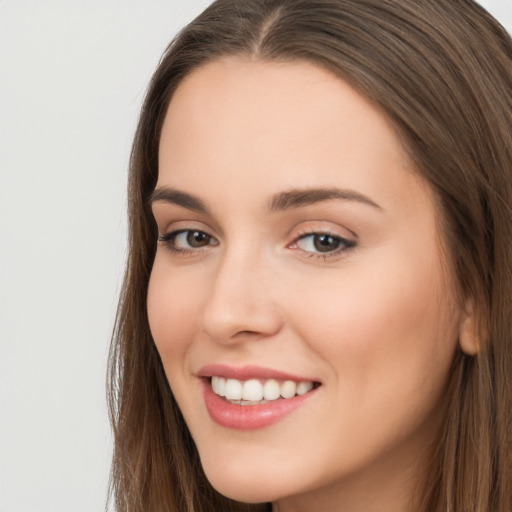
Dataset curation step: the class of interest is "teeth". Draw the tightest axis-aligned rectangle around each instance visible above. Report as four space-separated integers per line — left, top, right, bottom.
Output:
211 376 226 396
242 379 264 401
280 380 297 399
296 381 313 395
225 379 242 400
210 376 315 403
263 379 280 400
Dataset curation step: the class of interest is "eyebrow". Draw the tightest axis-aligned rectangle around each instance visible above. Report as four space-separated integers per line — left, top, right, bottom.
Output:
149 186 382 213
269 187 382 211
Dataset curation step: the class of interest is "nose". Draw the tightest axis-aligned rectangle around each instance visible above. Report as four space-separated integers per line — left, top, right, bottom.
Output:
200 250 283 344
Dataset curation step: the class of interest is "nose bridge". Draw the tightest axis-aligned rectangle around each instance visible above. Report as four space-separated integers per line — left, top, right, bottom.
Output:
200 241 281 342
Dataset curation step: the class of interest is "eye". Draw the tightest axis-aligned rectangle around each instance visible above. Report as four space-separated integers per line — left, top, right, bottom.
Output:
159 229 218 252
293 232 355 255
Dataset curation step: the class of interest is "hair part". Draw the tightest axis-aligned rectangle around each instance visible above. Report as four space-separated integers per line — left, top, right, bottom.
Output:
108 1 512 510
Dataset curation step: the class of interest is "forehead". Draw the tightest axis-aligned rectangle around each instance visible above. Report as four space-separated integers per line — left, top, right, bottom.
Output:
160 57 403 158
157 57 426 215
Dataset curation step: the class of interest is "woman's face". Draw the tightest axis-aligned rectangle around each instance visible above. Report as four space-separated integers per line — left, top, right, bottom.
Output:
148 58 467 510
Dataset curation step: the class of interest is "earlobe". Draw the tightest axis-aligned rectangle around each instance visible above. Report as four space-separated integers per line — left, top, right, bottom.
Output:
458 304 480 355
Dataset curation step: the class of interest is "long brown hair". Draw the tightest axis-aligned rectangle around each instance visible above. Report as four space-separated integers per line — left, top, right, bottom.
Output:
107 1 512 510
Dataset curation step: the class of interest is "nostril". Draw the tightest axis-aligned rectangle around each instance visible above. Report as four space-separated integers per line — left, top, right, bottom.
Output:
233 330 265 339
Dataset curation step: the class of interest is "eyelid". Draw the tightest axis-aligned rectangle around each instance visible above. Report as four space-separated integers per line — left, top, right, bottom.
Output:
158 227 219 255
287 225 357 260
156 221 357 261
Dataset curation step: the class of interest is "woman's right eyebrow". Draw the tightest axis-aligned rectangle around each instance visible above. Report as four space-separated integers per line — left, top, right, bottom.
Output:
149 187 209 214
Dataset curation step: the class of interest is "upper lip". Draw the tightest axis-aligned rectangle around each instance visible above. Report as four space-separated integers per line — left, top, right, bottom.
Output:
197 364 319 382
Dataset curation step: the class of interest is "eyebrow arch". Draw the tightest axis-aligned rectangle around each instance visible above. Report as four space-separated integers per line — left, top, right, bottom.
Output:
149 187 209 213
269 187 382 211
150 186 381 214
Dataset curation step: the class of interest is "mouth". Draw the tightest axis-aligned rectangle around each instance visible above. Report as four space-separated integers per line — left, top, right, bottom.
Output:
209 376 320 405
198 365 321 429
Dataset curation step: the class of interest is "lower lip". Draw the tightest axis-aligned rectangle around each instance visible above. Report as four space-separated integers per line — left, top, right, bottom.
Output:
203 380 318 430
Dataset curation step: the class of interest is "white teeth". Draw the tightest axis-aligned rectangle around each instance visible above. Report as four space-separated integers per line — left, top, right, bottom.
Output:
280 380 297 399
225 379 243 400
211 376 226 397
242 379 264 401
211 376 316 403
296 381 313 395
263 379 281 400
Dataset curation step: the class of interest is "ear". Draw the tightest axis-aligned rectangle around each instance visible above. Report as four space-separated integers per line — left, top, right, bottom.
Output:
458 302 480 355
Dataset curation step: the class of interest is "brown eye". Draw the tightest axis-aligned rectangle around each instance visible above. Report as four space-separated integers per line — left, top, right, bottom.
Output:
158 229 218 252
294 232 356 256
313 234 342 253
186 230 211 248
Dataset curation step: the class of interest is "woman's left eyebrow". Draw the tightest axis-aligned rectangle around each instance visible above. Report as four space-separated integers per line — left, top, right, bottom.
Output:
268 187 383 211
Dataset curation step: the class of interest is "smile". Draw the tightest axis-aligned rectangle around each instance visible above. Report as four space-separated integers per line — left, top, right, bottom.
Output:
211 376 315 405
199 365 321 429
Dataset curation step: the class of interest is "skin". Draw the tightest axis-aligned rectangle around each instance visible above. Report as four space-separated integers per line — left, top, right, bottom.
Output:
147 58 472 512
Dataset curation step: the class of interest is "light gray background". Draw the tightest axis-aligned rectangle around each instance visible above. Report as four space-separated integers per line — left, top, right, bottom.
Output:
0 1 510 511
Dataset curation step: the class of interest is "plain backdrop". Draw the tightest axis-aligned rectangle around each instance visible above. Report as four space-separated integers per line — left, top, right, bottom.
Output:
0 1 510 511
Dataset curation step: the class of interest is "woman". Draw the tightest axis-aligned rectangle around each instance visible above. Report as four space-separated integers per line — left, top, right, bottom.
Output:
108 1 512 511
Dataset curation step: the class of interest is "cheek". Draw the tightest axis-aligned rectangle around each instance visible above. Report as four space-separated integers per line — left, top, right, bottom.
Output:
271 258 461 482
286 253 460 410
147 260 204 364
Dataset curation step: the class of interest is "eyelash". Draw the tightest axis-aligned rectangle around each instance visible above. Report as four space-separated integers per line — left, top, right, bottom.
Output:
158 228 356 260
292 230 356 260
158 230 218 256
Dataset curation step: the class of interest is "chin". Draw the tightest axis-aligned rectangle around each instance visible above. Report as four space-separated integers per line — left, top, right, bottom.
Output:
207 474 275 503
200 456 293 504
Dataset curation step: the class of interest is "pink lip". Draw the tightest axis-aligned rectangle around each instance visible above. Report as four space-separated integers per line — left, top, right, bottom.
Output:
202 382 318 430
198 364 320 430
197 364 317 382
